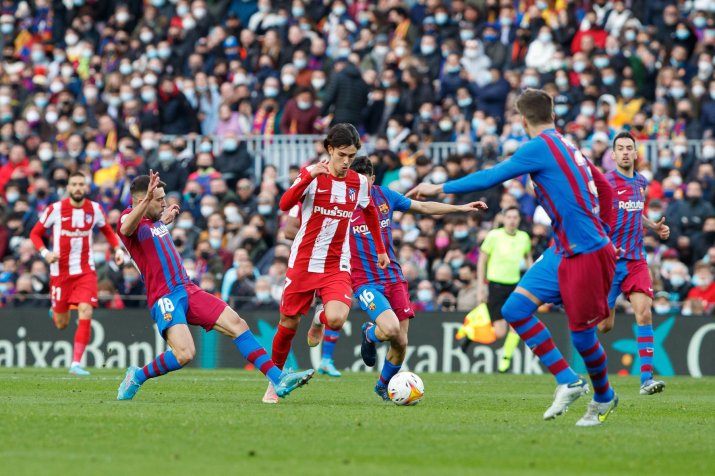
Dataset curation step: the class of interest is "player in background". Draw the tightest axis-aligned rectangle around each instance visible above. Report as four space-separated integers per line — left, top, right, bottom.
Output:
115 172 314 400
284 205 342 377
263 124 389 403
599 132 669 395
30 172 124 376
476 206 532 373
408 89 618 426
349 156 487 400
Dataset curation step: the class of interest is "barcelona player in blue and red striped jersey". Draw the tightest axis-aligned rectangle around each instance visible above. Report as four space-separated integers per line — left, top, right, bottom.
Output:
115 171 314 400
409 89 619 426
600 132 669 396
348 156 486 400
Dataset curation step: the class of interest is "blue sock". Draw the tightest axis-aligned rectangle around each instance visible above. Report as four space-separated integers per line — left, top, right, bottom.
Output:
322 327 340 360
366 323 383 343
572 328 615 403
637 325 654 384
502 293 579 385
234 331 283 386
135 350 182 384
377 358 401 387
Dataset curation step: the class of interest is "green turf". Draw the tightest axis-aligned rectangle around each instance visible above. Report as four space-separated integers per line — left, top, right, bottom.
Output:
0 369 713 476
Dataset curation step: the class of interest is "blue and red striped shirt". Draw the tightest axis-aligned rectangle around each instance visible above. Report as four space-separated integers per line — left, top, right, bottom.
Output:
350 185 411 289
605 170 647 261
443 129 610 256
117 209 191 308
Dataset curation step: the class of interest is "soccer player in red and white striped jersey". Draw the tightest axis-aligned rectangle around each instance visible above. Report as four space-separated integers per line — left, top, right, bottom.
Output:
262 124 389 403
29 172 124 376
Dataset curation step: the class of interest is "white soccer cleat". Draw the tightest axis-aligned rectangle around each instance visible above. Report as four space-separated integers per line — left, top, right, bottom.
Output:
262 382 279 404
307 304 325 348
576 395 618 427
543 377 590 420
640 379 665 395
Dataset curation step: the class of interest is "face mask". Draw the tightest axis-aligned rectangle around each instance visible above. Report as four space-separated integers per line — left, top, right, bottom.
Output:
439 120 452 132
65 34 78 46
264 87 278 98
57 121 71 133
435 236 450 249
573 61 586 73
200 206 214 218
401 222 415 232
485 125 497 135
281 75 295 87
454 229 469 240
670 275 685 287
177 219 193 229
456 143 471 155
693 85 706 98
50 82 64 93
554 105 569 116
673 145 687 156
621 87 635 98
209 238 222 249
692 275 702 287
421 44 435 55
196 143 212 154
386 127 397 139
140 31 154 43
311 78 325 90
556 77 569 89
435 13 448 25
625 30 636 42
602 75 616 86
702 145 715 160
119 63 132 76
141 139 157 151
647 211 663 222
417 289 433 302
394 46 406 57
675 29 690 40
451 258 464 269
460 30 474 41
593 58 609 69
670 88 685 99
457 97 472 108
446 65 460 74
6 191 20 203
141 90 156 102
431 172 447 184
654 304 670 314
399 178 414 190
293 57 308 70
193 7 207 19
295 100 312 111
523 76 539 88
510 187 524 199
224 208 241 224
93 251 106 265
145 74 158 85
333 5 346 15
539 33 552 43
1 23 13 34
158 151 174 162
38 149 53 162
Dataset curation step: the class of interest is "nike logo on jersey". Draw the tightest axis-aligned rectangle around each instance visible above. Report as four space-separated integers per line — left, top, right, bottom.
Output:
586 317 600 324
61 217 70 221
350 216 360 223
617 190 627 195
317 188 329 193
344 294 352 300
404 308 411 313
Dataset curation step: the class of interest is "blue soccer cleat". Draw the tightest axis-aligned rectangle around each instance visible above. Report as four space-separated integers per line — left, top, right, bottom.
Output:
318 358 342 377
374 383 390 402
361 322 377 367
69 363 90 376
274 369 315 398
117 366 143 401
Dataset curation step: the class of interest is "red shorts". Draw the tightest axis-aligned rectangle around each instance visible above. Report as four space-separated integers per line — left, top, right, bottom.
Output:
558 245 616 331
184 283 228 331
281 270 352 316
608 259 653 309
50 273 98 313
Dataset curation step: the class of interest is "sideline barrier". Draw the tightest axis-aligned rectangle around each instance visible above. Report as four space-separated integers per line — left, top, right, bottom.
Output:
0 310 712 376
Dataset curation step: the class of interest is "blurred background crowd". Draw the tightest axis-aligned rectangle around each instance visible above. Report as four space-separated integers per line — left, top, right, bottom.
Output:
1 0 715 317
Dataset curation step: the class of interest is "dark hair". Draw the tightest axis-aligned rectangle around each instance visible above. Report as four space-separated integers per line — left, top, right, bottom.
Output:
503 206 521 215
69 171 87 180
130 175 167 196
515 88 554 126
350 156 373 176
612 131 636 149
324 123 361 150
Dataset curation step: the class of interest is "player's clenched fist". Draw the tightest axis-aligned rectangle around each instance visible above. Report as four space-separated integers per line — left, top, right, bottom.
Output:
309 162 330 178
377 253 390 269
161 204 181 225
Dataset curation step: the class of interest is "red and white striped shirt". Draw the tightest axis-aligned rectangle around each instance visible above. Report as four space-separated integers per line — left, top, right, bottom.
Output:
30 198 120 279
279 166 385 275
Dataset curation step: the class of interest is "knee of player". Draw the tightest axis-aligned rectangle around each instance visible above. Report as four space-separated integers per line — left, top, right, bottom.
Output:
325 311 348 329
380 321 401 340
636 307 652 325
394 331 408 350
174 345 196 365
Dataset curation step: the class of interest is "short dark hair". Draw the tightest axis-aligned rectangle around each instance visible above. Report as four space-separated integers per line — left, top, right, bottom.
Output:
515 88 554 126
324 123 361 150
130 175 167 197
503 206 521 215
69 171 87 180
350 156 373 176
613 131 636 149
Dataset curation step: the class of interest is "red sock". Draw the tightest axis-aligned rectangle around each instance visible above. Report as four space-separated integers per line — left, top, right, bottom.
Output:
72 319 91 364
318 310 328 326
272 324 296 370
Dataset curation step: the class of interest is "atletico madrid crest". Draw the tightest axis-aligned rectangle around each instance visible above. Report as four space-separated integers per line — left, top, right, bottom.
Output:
85 213 92 223
348 188 356 202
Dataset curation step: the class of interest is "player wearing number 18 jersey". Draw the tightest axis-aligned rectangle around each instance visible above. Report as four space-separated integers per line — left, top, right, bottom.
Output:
115 172 313 401
30 172 123 376
262 124 389 403
601 132 669 396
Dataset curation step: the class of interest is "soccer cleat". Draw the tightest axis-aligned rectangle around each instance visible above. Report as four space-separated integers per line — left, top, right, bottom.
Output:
262 382 279 404
117 366 143 401
374 383 390 402
361 322 377 367
576 395 619 427
640 379 666 395
543 377 590 420
307 304 325 347
274 369 315 398
318 358 342 377
69 363 90 376
498 356 512 373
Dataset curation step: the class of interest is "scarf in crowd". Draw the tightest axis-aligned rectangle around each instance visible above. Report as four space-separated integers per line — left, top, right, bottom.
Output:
252 108 276 137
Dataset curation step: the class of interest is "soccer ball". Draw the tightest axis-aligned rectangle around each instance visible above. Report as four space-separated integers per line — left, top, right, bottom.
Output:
387 371 424 406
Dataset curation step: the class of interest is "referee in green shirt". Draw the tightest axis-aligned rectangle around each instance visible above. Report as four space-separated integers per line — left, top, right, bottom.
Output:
477 206 532 372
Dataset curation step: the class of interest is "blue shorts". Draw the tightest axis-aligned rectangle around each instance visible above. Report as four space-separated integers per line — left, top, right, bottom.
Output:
354 282 415 322
518 247 563 306
151 286 189 339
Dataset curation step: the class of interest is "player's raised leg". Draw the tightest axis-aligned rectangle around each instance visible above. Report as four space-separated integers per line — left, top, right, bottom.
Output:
69 303 93 376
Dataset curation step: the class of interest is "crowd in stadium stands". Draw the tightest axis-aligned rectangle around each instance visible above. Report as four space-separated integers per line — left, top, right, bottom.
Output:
1 0 715 317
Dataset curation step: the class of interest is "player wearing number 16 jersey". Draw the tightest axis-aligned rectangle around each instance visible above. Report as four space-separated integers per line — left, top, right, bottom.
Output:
30 172 123 376
262 124 390 403
115 172 313 401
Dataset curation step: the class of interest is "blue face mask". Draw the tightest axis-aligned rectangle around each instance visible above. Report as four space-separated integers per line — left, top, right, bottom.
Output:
454 229 469 240
675 29 690 40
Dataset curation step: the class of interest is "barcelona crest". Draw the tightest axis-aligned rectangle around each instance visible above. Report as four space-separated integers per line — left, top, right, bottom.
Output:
379 203 389 214
369 302 376 311
163 313 172 322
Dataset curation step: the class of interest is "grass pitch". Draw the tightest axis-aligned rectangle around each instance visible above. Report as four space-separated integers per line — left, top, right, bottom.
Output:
1 369 713 476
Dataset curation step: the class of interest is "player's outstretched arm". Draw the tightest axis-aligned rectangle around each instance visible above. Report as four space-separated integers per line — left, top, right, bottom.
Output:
278 163 327 211
29 220 58 263
643 215 670 240
120 169 160 236
408 200 487 216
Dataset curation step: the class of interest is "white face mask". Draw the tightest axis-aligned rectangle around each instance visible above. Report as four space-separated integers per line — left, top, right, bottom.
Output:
200 205 215 218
